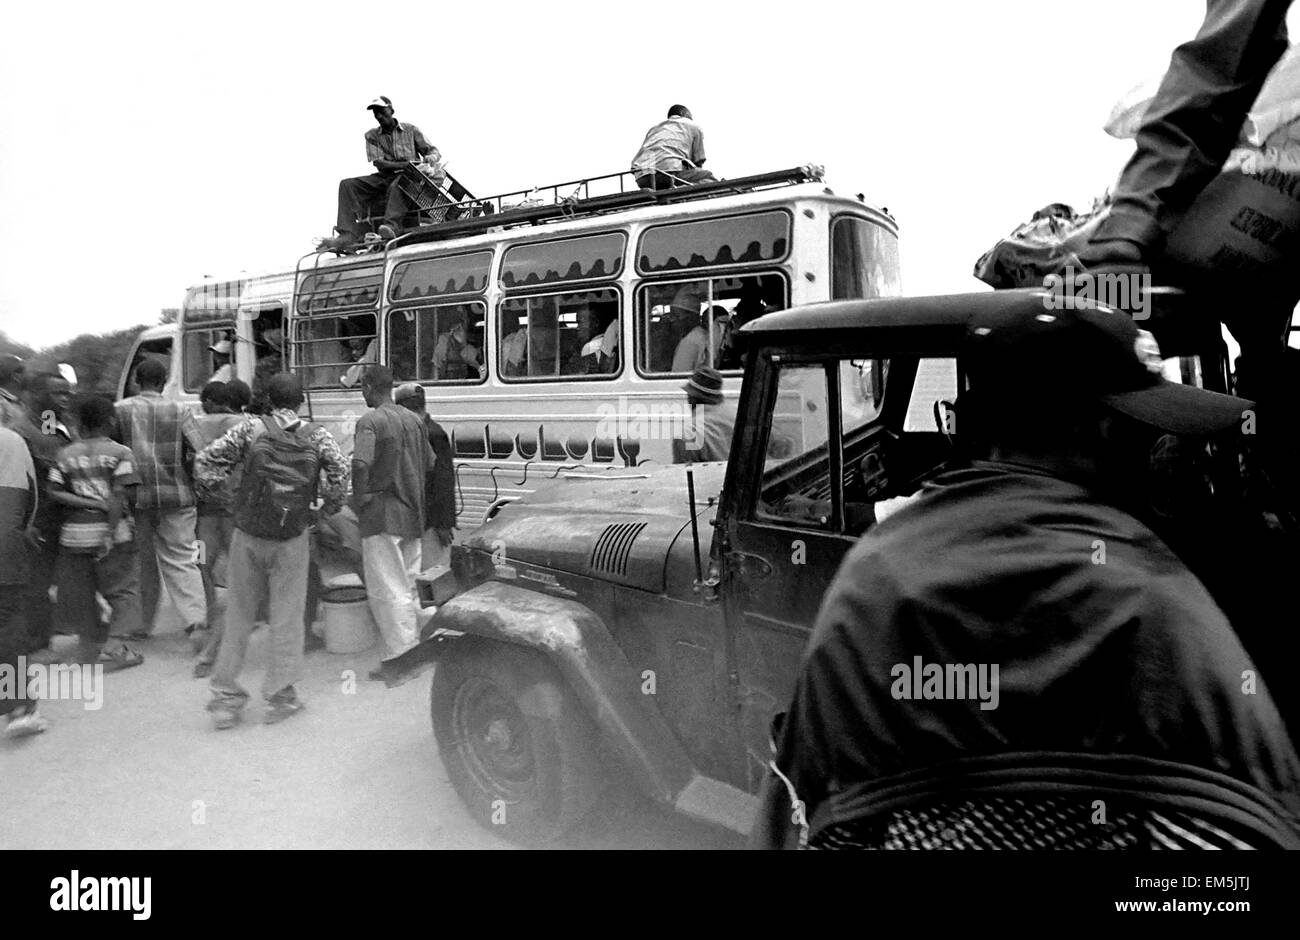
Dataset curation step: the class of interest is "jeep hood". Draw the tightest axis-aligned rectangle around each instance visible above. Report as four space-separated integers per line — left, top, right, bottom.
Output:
464 463 727 594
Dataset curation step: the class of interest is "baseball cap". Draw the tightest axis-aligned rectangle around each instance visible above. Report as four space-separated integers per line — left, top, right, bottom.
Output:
366 96 393 111
394 382 425 406
965 302 1252 436
209 340 233 355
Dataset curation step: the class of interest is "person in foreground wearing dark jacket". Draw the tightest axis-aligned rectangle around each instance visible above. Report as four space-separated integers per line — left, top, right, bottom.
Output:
753 303 1300 849
394 383 455 569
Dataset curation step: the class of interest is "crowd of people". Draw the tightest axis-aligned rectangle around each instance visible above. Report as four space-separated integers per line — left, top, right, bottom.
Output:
0 353 456 735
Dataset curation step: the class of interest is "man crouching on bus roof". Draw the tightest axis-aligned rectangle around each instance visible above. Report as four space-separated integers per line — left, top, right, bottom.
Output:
319 96 444 251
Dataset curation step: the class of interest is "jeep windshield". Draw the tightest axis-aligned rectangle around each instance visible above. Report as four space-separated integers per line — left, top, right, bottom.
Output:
757 355 959 535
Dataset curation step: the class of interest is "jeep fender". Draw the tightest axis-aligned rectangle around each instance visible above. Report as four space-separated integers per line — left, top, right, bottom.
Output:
425 580 756 836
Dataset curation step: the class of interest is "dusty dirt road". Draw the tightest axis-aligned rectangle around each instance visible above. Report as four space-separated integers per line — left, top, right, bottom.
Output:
0 625 739 851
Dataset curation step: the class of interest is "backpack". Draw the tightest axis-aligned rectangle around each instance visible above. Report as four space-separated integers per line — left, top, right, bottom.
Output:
233 416 321 540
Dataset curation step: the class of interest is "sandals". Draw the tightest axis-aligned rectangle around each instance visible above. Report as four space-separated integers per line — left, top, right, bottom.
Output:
98 645 144 673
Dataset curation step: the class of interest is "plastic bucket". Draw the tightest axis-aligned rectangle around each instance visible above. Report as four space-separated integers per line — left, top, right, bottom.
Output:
320 584 377 654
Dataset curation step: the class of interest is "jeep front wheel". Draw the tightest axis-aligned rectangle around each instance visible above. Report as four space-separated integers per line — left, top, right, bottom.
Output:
430 642 602 845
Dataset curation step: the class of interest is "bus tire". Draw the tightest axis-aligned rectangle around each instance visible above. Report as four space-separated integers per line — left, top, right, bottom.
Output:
430 641 603 845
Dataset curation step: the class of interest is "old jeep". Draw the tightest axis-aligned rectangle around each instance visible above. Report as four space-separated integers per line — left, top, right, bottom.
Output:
414 287 1244 844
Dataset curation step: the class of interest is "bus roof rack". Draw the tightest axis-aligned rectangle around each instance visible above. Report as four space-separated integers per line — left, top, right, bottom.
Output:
395 165 827 247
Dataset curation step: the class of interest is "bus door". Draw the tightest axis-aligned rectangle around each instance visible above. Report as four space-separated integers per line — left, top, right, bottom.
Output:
238 302 288 411
119 328 178 400
290 258 384 450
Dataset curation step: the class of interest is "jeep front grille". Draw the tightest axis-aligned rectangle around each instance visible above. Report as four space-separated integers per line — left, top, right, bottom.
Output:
590 522 647 577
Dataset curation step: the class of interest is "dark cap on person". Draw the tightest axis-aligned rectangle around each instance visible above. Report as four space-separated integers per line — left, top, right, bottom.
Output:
682 366 724 405
965 302 1252 436
394 382 426 407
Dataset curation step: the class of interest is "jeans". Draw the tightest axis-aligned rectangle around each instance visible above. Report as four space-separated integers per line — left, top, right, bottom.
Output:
361 533 421 660
55 543 142 659
209 528 308 710
136 506 206 632
196 511 233 653
337 173 414 237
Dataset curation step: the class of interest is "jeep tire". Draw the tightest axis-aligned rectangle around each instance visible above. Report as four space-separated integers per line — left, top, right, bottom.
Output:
430 641 603 845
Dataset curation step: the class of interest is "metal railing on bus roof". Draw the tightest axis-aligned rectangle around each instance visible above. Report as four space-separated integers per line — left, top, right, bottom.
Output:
394 164 827 247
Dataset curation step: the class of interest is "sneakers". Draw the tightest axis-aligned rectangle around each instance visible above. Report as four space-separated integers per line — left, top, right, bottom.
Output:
6 706 49 738
209 704 241 731
187 625 210 655
208 688 303 727
264 688 304 725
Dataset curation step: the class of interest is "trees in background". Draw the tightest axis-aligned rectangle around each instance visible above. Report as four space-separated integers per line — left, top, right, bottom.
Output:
29 325 149 394
0 330 35 362
1 312 174 396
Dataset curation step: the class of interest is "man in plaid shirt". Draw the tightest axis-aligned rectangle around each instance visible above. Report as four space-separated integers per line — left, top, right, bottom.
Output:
114 357 207 639
321 95 443 250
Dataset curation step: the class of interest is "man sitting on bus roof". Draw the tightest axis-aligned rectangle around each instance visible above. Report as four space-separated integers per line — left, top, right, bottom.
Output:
319 96 444 251
631 105 717 191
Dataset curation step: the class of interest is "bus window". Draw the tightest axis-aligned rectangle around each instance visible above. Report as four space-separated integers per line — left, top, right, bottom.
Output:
182 327 233 392
389 251 492 302
388 302 487 383
637 273 786 375
637 211 790 274
498 288 620 380
831 216 903 300
500 233 625 289
292 313 377 389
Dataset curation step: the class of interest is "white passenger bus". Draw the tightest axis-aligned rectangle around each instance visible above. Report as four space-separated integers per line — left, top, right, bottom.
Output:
125 166 902 529
289 166 901 525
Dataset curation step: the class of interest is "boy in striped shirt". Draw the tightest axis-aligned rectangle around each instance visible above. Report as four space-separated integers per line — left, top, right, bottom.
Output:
48 398 145 670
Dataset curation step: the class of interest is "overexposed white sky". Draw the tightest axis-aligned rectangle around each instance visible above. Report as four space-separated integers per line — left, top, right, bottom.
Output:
2 0 1295 348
